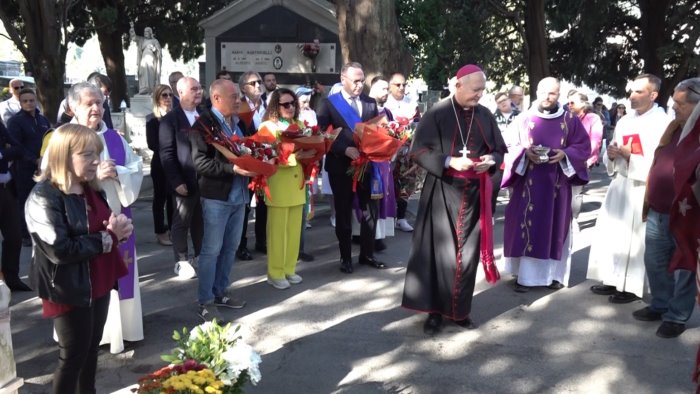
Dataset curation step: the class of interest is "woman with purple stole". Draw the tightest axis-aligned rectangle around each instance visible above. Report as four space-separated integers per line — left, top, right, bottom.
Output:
48 82 144 353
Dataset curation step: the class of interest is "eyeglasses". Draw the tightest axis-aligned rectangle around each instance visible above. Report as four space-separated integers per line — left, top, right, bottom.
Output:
687 85 700 97
245 80 262 86
341 75 365 85
12 85 24 90
161 93 173 98
279 101 296 109
392 83 407 87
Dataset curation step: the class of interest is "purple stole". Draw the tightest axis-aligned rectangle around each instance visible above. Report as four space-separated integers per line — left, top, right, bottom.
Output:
103 129 136 300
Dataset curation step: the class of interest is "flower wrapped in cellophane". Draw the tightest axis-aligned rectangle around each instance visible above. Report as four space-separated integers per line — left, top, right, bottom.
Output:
348 114 410 191
279 121 338 187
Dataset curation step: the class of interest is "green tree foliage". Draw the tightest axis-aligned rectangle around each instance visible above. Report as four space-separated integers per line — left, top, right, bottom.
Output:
550 0 699 104
398 0 699 105
0 1 231 118
397 0 527 91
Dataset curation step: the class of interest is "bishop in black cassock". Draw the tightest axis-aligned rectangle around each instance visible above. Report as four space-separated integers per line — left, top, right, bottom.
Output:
401 65 507 335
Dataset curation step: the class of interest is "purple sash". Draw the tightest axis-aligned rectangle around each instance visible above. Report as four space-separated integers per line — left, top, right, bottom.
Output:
103 129 136 300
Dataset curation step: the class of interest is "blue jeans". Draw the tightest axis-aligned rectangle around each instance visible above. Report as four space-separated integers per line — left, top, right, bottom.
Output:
197 198 245 305
644 209 696 323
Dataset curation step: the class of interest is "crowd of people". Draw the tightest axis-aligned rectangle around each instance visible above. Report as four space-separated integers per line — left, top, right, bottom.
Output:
1 61 699 392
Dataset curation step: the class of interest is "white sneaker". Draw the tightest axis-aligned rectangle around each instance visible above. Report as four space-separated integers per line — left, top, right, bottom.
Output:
330 216 336 227
267 277 291 290
396 218 414 232
286 274 303 284
174 259 197 279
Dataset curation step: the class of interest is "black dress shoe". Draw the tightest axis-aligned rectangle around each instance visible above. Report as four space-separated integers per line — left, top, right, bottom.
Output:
298 252 315 262
548 280 564 290
514 283 530 293
608 291 639 304
656 321 686 338
590 284 616 295
236 247 253 261
5 278 32 292
374 239 387 252
339 259 353 274
255 244 267 254
632 306 662 322
423 313 442 335
358 256 386 269
454 317 477 329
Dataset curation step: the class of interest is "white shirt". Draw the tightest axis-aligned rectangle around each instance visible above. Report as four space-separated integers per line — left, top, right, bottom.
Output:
340 89 362 117
0 96 20 126
385 94 418 120
183 108 199 127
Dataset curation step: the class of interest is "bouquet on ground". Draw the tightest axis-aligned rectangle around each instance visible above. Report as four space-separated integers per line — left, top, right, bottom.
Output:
348 115 411 191
133 320 261 394
279 121 337 186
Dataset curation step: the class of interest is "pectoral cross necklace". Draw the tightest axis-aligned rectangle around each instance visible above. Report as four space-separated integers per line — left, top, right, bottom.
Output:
451 98 474 158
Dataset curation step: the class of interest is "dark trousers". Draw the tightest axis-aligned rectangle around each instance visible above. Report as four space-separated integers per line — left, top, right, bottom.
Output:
329 171 377 261
52 294 110 394
150 161 173 234
491 168 504 215
238 190 267 252
15 171 36 240
393 169 407 220
171 192 203 261
0 181 22 279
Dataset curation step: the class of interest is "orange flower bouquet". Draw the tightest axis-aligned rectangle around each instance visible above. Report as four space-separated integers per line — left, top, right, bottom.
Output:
348 115 410 191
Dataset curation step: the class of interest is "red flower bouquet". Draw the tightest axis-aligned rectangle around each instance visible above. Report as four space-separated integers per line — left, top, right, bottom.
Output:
348 115 410 191
280 122 337 187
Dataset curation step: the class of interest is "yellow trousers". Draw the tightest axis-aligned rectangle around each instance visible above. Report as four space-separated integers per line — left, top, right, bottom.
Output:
267 205 303 280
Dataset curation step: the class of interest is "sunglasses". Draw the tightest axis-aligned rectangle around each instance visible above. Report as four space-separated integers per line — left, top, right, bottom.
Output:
12 85 24 90
245 80 262 86
279 101 296 109
161 93 173 98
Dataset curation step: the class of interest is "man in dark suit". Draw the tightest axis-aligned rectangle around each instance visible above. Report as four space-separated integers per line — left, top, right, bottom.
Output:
317 62 385 274
0 121 30 291
159 76 203 279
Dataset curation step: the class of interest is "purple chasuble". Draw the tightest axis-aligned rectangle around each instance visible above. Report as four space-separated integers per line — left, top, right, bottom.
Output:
502 110 590 261
103 129 137 300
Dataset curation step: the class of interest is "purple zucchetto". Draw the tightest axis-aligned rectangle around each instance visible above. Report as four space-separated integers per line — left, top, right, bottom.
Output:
455 64 483 80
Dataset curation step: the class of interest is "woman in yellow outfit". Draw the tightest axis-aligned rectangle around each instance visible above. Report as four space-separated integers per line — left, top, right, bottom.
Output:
259 88 316 289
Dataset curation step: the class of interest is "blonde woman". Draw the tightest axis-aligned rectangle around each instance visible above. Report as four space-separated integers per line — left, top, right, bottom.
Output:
26 124 133 393
147 84 174 245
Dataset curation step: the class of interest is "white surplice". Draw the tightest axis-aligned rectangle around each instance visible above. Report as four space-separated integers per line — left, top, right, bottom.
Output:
95 122 144 353
586 104 670 297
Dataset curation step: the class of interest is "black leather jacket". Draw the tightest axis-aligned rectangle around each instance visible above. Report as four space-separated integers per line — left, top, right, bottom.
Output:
25 180 109 307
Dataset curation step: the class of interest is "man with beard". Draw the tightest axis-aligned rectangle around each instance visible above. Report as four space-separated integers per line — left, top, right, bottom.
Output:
502 77 591 293
587 74 671 303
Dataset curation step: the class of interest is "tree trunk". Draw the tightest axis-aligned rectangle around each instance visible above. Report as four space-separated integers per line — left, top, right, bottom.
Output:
17 1 68 125
524 0 549 102
335 0 413 87
90 3 129 111
638 0 672 107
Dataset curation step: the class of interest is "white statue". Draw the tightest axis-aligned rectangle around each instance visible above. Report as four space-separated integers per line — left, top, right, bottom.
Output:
129 23 162 95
